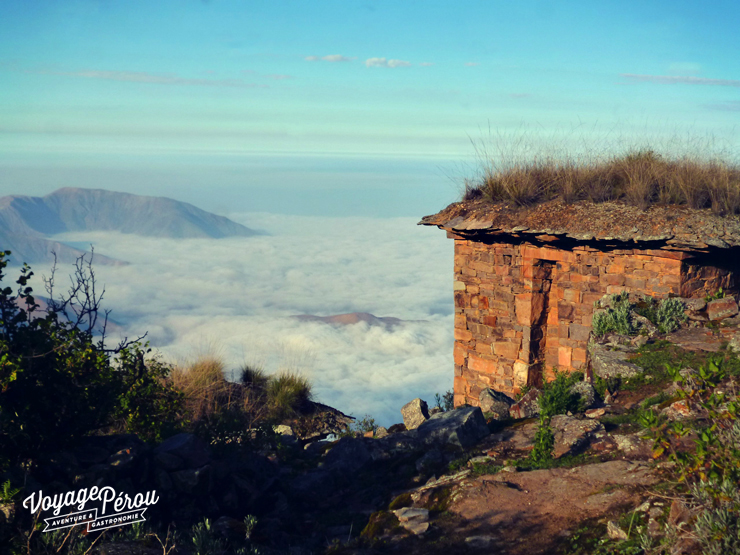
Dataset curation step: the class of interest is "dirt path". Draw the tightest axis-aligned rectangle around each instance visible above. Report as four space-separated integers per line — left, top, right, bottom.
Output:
446 460 660 554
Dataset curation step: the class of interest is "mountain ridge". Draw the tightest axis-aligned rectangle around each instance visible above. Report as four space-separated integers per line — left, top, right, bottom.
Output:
0 187 258 265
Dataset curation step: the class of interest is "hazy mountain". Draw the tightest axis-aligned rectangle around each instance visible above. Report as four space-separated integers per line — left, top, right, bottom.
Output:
0 188 258 265
293 312 408 328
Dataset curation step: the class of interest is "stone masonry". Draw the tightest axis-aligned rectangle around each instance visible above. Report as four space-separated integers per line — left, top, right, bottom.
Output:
421 199 740 408
450 239 738 406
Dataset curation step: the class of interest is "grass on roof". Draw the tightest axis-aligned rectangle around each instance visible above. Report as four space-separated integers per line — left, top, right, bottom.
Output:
464 149 740 215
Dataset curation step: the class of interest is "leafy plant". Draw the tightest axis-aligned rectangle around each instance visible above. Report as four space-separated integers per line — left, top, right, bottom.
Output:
192 518 226 555
654 297 687 333
529 415 555 467
593 293 635 336
0 251 178 468
434 389 454 412
349 415 378 435
538 370 582 417
0 479 20 503
705 287 726 302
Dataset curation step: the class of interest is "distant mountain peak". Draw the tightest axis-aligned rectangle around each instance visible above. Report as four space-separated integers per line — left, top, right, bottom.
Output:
293 312 409 328
0 187 258 265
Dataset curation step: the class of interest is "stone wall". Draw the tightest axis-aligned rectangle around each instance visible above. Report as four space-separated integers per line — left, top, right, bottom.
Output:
451 237 737 407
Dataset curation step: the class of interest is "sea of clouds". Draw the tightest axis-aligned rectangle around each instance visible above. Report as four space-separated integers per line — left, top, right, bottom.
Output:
48 213 454 426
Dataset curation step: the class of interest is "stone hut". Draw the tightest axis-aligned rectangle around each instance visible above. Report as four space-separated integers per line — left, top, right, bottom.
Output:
420 199 740 407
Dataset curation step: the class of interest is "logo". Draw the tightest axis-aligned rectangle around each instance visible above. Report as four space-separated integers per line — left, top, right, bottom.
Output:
23 486 159 533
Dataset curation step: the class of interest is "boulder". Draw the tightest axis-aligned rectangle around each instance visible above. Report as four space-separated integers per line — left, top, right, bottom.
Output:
569 381 597 410
479 388 514 420
607 520 629 540
170 465 211 495
679 297 707 312
401 398 430 430
412 406 490 449
375 426 389 438
324 437 371 472
392 507 429 535
415 448 444 474
589 342 643 379
509 388 541 419
155 433 211 469
274 424 294 436
585 408 606 419
707 296 738 321
154 452 183 471
632 314 658 336
74 446 109 466
550 415 605 458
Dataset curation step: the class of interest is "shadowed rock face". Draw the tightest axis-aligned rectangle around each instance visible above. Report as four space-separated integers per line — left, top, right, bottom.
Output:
0 187 258 265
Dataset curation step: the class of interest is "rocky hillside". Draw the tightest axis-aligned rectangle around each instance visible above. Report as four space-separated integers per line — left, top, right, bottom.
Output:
3 293 740 554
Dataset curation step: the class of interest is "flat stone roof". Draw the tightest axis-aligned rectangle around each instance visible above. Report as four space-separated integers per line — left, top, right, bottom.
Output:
419 199 740 250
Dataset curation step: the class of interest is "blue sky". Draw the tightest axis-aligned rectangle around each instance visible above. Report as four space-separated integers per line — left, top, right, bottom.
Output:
1 0 739 214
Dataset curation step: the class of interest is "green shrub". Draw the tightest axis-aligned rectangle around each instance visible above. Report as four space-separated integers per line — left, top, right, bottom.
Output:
529 416 555 467
654 297 687 333
434 389 454 411
538 370 582 417
0 251 181 467
692 478 740 555
593 293 635 336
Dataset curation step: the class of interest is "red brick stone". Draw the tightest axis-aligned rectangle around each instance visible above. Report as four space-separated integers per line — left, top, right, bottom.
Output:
493 341 520 360
558 347 572 367
453 343 467 365
468 353 498 374
454 328 473 342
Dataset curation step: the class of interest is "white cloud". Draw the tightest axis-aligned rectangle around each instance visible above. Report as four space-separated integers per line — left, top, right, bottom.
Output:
36 69 267 88
464 62 479 67
305 54 354 63
668 62 702 75
621 73 740 87
419 62 435 67
365 57 412 68
48 214 454 426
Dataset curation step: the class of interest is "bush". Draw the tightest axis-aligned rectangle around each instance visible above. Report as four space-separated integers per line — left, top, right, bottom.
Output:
692 477 740 555
593 293 634 336
0 251 182 467
435 389 454 411
538 370 582 418
654 297 687 333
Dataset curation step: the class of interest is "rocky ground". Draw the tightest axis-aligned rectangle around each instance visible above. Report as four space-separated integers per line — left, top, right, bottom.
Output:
3 294 740 554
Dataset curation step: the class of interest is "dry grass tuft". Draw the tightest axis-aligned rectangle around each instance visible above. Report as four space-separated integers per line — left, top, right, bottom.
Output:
171 356 313 435
466 148 740 215
171 356 260 422
266 371 312 421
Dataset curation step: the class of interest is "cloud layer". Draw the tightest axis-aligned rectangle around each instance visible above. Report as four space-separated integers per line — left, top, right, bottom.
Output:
305 54 354 62
38 69 267 88
48 214 454 426
365 58 412 68
621 73 740 87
